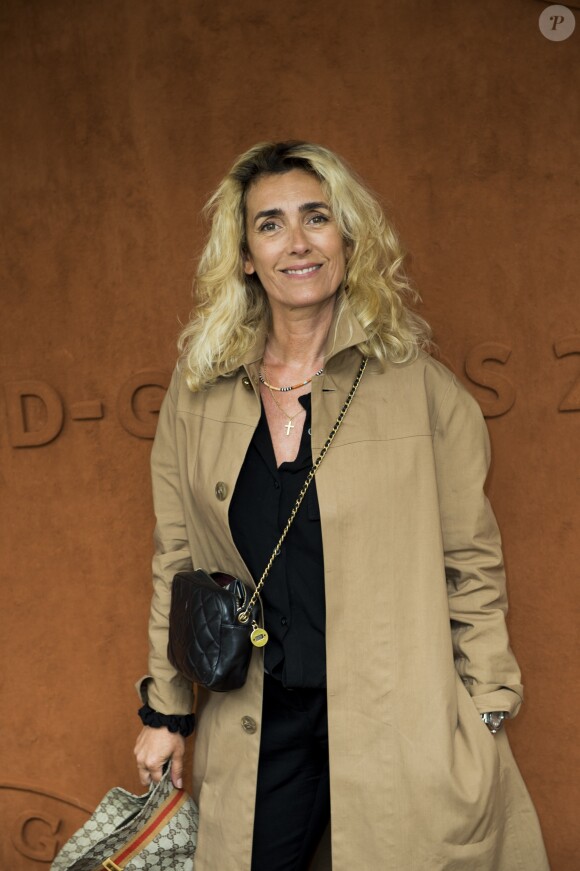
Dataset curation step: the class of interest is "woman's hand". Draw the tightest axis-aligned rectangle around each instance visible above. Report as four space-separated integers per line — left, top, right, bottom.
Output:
134 726 186 789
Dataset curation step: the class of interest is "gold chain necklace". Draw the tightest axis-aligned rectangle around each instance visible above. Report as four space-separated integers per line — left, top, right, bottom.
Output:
265 384 306 436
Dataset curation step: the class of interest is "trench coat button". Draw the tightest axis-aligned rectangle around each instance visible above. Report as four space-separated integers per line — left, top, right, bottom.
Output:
215 481 228 501
241 376 252 390
241 715 257 734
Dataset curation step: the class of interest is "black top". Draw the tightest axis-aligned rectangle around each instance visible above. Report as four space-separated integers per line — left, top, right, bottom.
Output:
228 393 326 688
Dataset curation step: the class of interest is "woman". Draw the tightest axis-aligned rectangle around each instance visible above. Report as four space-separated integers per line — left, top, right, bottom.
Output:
134 141 549 870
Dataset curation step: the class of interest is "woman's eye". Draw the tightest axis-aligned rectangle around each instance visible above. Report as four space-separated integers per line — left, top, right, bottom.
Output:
259 221 279 232
309 214 329 225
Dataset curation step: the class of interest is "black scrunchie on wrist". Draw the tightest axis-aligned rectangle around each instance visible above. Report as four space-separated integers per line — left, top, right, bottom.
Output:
138 703 195 738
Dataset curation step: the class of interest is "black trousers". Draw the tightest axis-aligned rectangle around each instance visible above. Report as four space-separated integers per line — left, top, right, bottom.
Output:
251 673 331 871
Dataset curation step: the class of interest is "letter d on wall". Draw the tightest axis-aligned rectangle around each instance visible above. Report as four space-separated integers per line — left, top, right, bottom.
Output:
4 381 64 447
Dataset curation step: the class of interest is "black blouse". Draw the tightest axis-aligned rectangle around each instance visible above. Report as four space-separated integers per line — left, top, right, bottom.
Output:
228 393 326 688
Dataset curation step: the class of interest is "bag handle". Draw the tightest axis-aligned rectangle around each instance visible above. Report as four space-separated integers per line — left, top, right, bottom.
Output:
238 356 368 626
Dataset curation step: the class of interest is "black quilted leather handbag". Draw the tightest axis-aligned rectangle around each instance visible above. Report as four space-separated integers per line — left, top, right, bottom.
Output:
168 570 260 691
167 357 368 692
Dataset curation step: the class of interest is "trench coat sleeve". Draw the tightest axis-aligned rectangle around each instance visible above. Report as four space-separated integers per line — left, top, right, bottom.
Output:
433 375 524 718
138 367 194 716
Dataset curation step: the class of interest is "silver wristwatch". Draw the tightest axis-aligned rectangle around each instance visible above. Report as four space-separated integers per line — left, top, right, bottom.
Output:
480 711 509 734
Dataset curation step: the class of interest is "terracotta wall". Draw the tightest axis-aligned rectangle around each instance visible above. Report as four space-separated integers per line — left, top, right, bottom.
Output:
1 0 578 867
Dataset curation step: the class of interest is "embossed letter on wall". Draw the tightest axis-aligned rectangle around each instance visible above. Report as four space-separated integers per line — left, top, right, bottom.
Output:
4 381 65 447
116 370 171 439
464 342 516 418
554 335 580 412
0 782 92 867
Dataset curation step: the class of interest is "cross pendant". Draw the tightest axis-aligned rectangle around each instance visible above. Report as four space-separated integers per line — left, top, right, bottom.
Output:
284 420 294 436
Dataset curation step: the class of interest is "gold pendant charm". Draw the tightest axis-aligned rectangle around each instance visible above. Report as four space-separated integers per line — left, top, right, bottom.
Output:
250 627 269 647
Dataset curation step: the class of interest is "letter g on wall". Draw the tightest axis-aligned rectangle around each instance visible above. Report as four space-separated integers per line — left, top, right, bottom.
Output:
0 783 93 866
11 810 61 862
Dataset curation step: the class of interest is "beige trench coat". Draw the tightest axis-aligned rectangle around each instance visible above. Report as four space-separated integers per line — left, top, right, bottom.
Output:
140 300 549 870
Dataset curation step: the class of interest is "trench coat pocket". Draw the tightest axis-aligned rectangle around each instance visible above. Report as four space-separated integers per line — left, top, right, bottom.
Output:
448 674 503 838
411 674 503 849
421 683 550 871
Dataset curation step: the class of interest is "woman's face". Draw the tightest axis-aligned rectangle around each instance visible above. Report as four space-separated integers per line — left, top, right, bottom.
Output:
243 169 348 315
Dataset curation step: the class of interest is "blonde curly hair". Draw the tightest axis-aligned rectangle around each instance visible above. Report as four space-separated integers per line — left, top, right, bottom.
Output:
179 141 431 390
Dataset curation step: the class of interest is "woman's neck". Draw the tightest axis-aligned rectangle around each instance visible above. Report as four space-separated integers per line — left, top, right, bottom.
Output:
264 296 336 372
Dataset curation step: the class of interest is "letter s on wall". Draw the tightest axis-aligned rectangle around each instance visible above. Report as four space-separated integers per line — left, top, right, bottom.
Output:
554 336 580 412
464 342 516 418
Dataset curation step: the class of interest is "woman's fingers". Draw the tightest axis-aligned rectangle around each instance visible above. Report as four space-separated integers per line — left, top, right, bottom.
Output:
170 742 185 789
133 726 186 787
148 759 166 784
137 765 152 786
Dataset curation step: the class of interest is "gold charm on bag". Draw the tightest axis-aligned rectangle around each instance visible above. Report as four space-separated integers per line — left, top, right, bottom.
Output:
250 623 269 647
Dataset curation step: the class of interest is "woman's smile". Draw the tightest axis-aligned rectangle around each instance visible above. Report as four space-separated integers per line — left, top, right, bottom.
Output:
281 263 322 276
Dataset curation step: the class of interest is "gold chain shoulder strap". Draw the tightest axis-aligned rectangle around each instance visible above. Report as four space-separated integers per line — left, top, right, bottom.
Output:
238 356 368 626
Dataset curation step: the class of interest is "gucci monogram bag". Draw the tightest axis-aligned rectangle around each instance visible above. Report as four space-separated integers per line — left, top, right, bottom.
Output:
50 764 198 870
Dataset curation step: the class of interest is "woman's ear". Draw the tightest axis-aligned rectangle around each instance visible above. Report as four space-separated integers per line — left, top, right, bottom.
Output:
242 249 255 275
